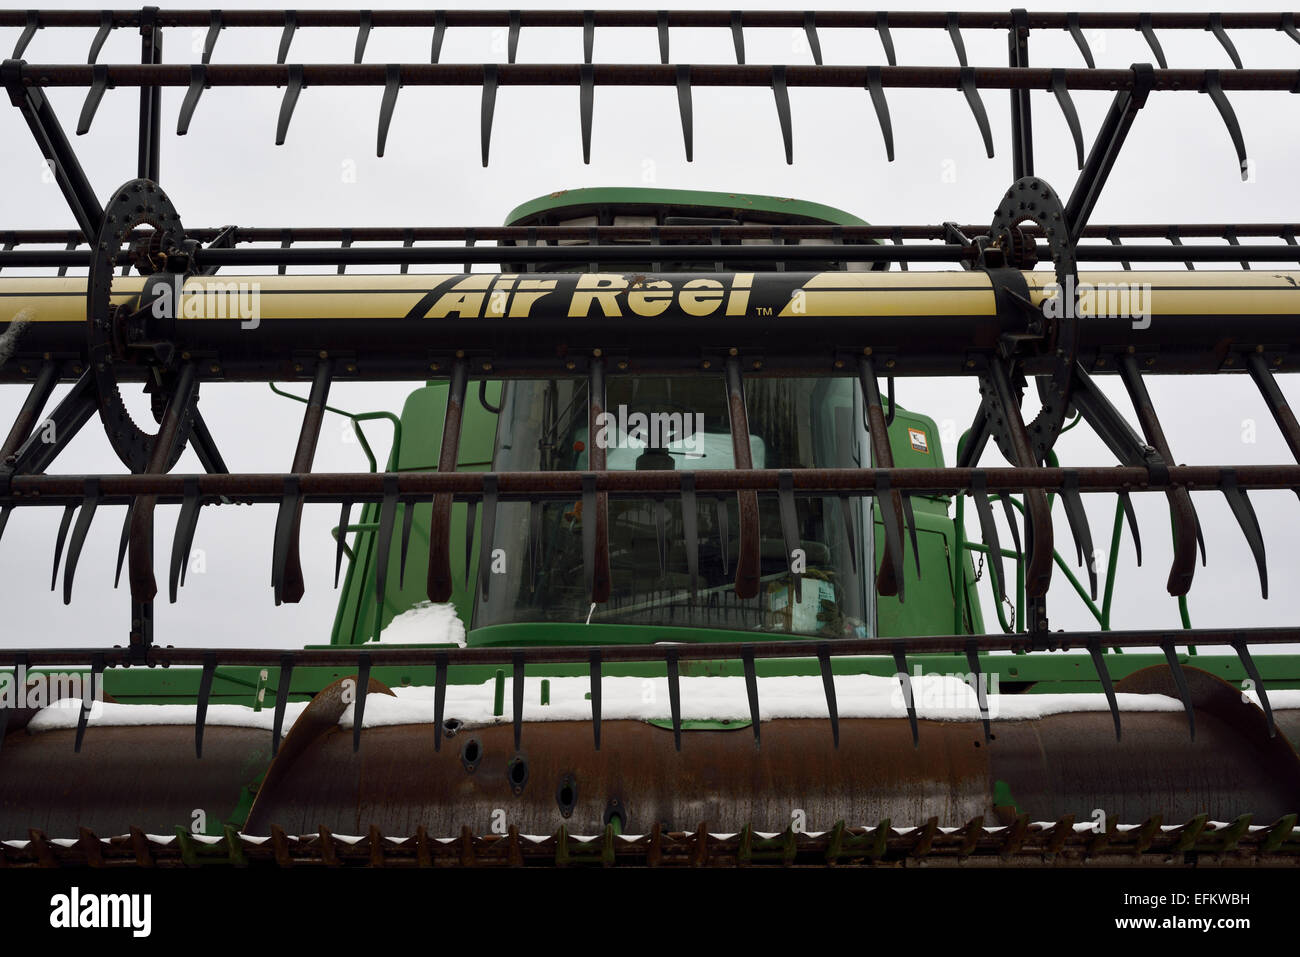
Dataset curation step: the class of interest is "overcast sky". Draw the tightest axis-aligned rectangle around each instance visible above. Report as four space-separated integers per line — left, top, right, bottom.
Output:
3 0 1299 650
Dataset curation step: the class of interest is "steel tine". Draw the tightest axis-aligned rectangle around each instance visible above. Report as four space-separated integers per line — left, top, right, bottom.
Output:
1066 12 1095 68
716 495 729 576
63 481 99 604
372 476 399 640
114 502 133 588
399 500 415 589
433 653 448 751
970 475 1006 604
275 64 304 146
74 653 104 754
88 11 112 64
675 65 693 162
1208 13 1242 69
865 66 894 162
1220 469 1267 598
965 642 990 743
946 12 968 66
657 10 669 63
464 492 477 584
1139 13 1168 68
51 504 76 592
270 476 300 605
1202 71 1248 181
892 643 918 746
335 500 352 588
353 653 371 752
507 10 521 63
958 67 994 158
512 652 525 752
1050 69 1085 169
838 494 857 574
177 64 206 135
168 477 200 603
581 474 597 601
878 474 906 602
579 63 595 164
1232 638 1274 737
730 11 745 64
771 66 793 165
817 643 839 747
589 650 602 750
376 63 401 157
1161 641 1196 739
478 475 498 600
583 10 595 63
1061 471 1097 600
901 493 921 578
195 652 217 759
481 64 498 167
666 648 682 751
529 499 543 591
778 470 802 602
681 473 698 597
1118 491 1142 565
431 10 447 63
272 655 293 757
1086 640 1122 741
1285 13 1300 47
742 645 760 749
802 11 823 64
277 11 297 64
353 9 372 63
654 497 667 577
875 12 896 66
76 64 109 135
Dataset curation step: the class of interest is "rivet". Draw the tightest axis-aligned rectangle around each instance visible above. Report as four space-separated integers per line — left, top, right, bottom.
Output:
565 360 576 370
728 347 738 356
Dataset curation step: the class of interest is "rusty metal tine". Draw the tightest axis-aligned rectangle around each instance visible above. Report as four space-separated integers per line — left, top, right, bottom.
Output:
372 476 399 639
1139 13 1168 68
1231 638 1274 737
481 64 498 166
508 10 520 63
839 494 857 574
583 10 595 63
817 643 839 747
965 642 990 743
741 645 760 749
1220 469 1267 598
1208 13 1243 68
970 474 1006 604
432 653 448 751
353 9 371 63
76 64 109 135
892 643 918 746
195 652 217 759
477 475 498 599
73 652 104 753
666 648 682 751
675 65 692 161
730 11 744 64
334 500 351 588
958 67 994 158
1202 71 1247 180
176 64 206 135
1118 491 1142 565
657 10 669 63
681 473 698 596
865 66 894 161
50 504 75 592
946 12 968 66
275 64 304 146
589 650 602 750
512 652 524 752
1051 69 1084 168
353 652 371 752
88 10 112 64
376 63 401 156
272 654 293 757
428 359 468 603
777 470 802 602
430 10 446 63
64 479 99 603
579 63 594 163
1061 470 1097 600
772 66 792 164
1087 640 1122 741
1066 12 1095 68
277 11 297 63
167 477 199 602
875 11 897 65
1161 640 1196 739
398 500 415 589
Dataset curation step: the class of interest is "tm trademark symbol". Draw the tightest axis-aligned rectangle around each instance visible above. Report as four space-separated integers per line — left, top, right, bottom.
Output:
756 306 773 317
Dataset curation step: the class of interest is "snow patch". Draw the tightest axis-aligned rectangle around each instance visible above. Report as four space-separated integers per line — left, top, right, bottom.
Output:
378 602 465 647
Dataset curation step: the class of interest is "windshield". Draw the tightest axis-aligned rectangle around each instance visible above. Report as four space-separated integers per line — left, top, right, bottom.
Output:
475 375 874 637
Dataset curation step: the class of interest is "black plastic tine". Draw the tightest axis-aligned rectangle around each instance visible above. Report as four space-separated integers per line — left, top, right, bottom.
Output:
681 473 698 597
477 474 498 600
892 643 918 746
875 12 896 66
588 650 602 749
61 480 100 605
958 67 994 158
1107 226 1133 270
666 648 682 751
432 653 448 751
1050 69 1084 169
777 470 802 602
337 228 353 277
675 65 693 162
275 64 304 146
838 494 858 574
372 476 399 640
581 473 597 601
50 504 76 593
73 653 104 754
1220 469 1267 598
201 10 222 64
56 238 76 277
999 494 1022 561
334 500 352 588
195 651 217 759
353 653 371 752
1086 640 1122 741
1060 471 1097 599
431 10 447 63
970 475 1006 605
168 477 200 603
865 66 894 162
1117 491 1142 565
88 10 112 64
76 64 110 135
176 64 207 136
270 476 300 605
397 228 413 275
1161 641 1196 739
902 492 923 577
946 12 968 67
965 642 990 743
1139 13 1168 69
512 652 525 752
657 10 669 63
1202 71 1248 181
529 499 543 591
742 645 760 750
398 501 415 589
271 655 293 757
12 10 38 58
1224 226 1249 272
0 507 9 547
579 63 595 164
583 10 595 63
716 495 730 576
1285 13 1300 47
730 10 745 64
771 66 793 165
0 652 28 756
654 498 668 577
817 643 839 748
376 63 401 157
1231 638 1274 738
507 10 521 64
1066 12 1095 68
1167 227 1194 271
803 12 823 65
1208 13 1243 69
481 64 498 167
354 9 372 64
277 229 290 277
277 11 297 64
1194 506 1207 567
877 474 906 602
113 502 133 589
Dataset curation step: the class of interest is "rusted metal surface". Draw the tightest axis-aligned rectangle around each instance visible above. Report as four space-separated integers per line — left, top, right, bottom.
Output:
427 358 467 603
